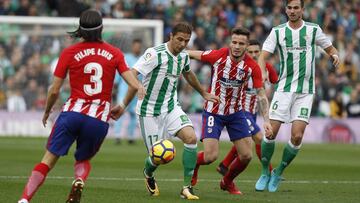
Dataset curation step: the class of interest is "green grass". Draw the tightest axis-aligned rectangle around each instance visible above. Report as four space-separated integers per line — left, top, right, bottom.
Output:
1 137 359 203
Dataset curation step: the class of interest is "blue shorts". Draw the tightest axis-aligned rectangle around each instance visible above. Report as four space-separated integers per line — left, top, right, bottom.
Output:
244 111 261 136
47 111 109 161
201 110 251 141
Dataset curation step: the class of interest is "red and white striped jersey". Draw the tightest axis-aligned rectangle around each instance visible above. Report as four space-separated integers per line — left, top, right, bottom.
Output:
243 63 278 114
54 41 129 122
200 48 263 115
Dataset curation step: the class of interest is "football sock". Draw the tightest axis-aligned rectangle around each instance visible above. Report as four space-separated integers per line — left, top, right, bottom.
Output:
74 160 91 182
196 151 205 165
275 141 300 176
144 156 157 177
183 144 197 186
221 145 237 168
255 143 273 172
223 157 248 185
21 162 50 201
261 137 275 175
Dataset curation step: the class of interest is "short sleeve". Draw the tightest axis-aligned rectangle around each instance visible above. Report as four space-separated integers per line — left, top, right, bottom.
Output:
265 63 278 84
183 54 191 72
133 48 158 76
315 25 332 49
251 63 263 89
53 50 70 78
200 48 224 64
262 28 277 54
116 51 129 74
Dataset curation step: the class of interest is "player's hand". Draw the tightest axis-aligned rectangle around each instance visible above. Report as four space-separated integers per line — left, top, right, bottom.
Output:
137 84 146 100
110 105 126 120
331 54 340 68
263 121 273 137
202 92 220 103
42 111 50 127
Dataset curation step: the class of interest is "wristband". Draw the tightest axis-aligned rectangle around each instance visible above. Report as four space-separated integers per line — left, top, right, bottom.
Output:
119 101 126 109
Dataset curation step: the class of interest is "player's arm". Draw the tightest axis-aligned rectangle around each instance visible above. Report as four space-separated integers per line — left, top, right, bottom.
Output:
183 70 219 103
111 69 141 120
256 87 273 137
187 50 204 60
260 28 277 82
252 62 273 136
258 51 272 82
121 69 145 100
324 45 340 68
42 76 64 127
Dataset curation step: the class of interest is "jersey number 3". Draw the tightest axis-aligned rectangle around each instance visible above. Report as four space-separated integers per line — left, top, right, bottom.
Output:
84 62 103 96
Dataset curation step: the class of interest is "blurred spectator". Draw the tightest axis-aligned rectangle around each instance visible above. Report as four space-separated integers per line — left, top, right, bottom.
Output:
7 89 26 112
329 92 347 119
346 90 360 117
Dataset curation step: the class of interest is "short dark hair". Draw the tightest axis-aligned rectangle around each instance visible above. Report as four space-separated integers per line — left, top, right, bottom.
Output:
68 9 103 42
249 39 261 46
286 0 304 8
132 38 142 44
231 27 250 38
172 22 192 35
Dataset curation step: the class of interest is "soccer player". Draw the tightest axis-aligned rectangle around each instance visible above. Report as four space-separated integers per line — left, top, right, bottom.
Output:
255 0 340 192
18 10 145 203
188 27 273 195
110 22 219 200
114 39 143 145
216 39 278 176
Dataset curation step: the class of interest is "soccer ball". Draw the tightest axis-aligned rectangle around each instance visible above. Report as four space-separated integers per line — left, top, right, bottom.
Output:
150 139 176 165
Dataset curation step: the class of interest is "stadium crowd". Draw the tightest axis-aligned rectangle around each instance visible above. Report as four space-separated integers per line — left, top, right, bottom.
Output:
0 0 359 118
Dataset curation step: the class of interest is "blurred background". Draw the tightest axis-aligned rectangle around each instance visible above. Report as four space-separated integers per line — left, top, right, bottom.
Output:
0 0 359 143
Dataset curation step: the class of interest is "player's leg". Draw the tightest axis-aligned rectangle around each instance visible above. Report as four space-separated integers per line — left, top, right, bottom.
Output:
65 112 109 203
18 151 59 203
256 92 291 191
217 145 237 176
138 115 161 196
127 107 137 144
113 116 124 144
220 110 252 195
176 127 200 200
268 93 313 192
192 111 223 186
167 107 199 199
19 112 75 203
221 136 252 195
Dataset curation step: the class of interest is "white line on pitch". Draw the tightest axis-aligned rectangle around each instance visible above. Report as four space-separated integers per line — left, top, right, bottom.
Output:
0 176 359 184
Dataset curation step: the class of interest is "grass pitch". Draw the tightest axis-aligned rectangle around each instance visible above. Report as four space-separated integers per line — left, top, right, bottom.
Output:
0 136 359 203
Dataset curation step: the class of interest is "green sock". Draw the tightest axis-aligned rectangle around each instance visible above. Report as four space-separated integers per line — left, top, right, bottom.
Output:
276 142 299 176
183 145 197 187
261 138 275 175
144 156 157 177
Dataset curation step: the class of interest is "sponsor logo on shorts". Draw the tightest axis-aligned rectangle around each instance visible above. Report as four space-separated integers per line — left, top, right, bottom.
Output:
299 107 309 119
207 128 212 133
180 115 190 125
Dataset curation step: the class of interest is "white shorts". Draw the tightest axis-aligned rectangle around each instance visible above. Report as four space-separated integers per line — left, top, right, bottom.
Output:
137 105 193 152
269 92 314 123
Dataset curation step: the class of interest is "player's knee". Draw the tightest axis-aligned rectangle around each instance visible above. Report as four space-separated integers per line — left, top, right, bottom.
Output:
292 132 304 145
182 134 197 145
238 152 252 164
204 152 218 163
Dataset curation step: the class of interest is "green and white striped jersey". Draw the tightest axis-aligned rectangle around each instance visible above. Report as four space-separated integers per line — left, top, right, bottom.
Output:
263 20 332 94
133 43 191 116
